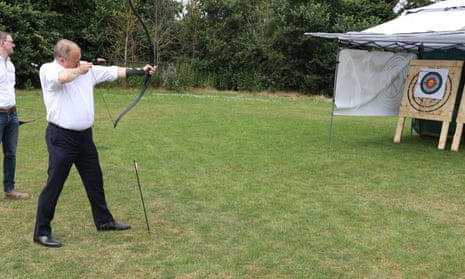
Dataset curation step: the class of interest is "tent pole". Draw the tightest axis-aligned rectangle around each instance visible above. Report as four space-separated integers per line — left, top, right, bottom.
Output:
328 46 342 148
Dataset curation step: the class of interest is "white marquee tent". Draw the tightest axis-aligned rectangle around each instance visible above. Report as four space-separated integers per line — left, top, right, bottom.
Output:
305 0 465 144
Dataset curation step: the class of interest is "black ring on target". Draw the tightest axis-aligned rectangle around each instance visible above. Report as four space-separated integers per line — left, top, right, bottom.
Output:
420 71 442 95
406 72 452 113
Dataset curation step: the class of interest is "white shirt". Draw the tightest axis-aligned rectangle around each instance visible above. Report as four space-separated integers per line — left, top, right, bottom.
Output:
40 60 118 130
0 56 16 108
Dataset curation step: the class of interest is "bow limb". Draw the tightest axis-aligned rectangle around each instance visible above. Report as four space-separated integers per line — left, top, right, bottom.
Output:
18 107 45 126
113 75 151 128
113 0 155 128
19 117 42 126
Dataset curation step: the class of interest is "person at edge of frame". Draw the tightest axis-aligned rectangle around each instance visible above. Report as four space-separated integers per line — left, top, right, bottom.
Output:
0 31 30 200
33 39 157 248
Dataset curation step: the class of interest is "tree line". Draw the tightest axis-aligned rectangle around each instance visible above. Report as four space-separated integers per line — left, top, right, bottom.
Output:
0 0 436 95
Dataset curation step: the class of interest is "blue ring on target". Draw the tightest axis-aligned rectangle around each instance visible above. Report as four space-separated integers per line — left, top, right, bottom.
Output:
420 71 442 95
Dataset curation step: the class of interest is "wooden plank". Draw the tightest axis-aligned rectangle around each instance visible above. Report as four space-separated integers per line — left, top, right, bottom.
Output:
393 117 405 144
451 121 463 151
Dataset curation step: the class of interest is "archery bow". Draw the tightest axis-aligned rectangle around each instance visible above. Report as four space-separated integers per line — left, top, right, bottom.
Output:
19 116 43 126
113 0 155 128
19 106 44 126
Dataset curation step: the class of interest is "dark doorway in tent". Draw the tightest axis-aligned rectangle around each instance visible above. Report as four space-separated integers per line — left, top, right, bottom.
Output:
412 48 465 142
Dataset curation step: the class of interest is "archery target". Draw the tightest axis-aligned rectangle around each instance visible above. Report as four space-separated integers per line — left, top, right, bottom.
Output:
407 71 452 113
395 60 464 150
420 72 442 94
398 60 463 122
414 68 448 100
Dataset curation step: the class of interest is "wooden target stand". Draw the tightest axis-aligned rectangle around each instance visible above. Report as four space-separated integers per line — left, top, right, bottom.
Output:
394 60 464 150
452 84 465 151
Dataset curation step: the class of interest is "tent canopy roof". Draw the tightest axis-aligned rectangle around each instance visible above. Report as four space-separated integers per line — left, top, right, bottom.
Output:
306 30 465 51
306 0 465 51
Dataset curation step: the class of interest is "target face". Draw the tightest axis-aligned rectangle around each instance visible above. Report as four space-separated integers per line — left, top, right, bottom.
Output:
414 69 448 100
407 72 452 112
420 72 442 95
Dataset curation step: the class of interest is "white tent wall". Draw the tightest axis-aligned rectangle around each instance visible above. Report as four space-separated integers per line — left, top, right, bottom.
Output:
333 49 416 116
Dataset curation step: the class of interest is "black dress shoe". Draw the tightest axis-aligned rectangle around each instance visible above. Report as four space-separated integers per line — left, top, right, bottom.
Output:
33 235 62 248
97 221 131 231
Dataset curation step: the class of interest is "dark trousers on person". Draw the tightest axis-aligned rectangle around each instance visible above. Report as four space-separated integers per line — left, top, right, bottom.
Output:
0 110 19 192
34 123 114 237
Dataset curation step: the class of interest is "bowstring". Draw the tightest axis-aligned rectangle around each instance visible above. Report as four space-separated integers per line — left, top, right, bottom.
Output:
100 91 116 126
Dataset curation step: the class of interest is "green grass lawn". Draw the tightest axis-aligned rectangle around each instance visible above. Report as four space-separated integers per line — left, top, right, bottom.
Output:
1 89 465 278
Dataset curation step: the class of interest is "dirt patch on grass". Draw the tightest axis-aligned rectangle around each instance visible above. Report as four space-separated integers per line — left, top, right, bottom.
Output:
188 87 331 102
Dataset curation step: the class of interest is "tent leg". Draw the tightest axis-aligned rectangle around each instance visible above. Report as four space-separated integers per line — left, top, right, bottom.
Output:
328 98 335 147
328 47 341 148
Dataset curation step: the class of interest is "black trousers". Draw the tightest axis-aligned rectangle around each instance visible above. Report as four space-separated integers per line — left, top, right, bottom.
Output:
34 123 114 236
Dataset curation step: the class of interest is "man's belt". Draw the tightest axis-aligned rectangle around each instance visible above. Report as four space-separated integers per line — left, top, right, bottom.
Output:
0 106 16 113
48 122 91 134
